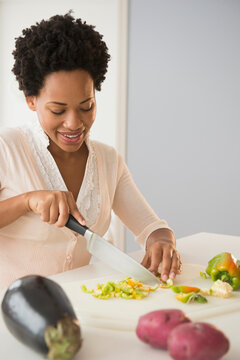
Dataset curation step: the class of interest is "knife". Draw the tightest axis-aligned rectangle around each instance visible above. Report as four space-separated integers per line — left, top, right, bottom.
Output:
65 214 160 286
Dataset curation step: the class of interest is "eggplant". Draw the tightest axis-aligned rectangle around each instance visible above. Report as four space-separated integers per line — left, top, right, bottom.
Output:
1 275 82 359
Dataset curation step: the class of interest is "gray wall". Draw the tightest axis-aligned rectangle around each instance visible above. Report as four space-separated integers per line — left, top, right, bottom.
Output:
126 0 240 252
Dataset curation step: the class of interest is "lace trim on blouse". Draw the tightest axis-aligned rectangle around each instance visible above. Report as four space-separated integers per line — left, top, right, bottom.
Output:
20 119 100 227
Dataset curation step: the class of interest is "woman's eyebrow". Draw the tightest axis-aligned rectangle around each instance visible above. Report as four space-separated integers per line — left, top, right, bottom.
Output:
47 101 67 105
47 97 94 106
80 97 94 104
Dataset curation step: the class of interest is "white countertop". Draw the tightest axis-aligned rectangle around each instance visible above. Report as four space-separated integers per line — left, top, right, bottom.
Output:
0 232 239 360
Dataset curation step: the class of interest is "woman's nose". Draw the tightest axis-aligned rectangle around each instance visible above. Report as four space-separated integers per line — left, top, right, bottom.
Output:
64 110 83 129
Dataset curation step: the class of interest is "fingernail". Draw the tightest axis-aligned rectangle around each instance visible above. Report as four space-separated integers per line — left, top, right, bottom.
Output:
170 272 175 279
162 274 168 282
80 219 86 226
149 268 156 275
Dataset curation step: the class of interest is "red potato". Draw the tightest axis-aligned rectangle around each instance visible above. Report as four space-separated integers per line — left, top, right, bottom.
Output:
168 322 230 360
136 309 191 349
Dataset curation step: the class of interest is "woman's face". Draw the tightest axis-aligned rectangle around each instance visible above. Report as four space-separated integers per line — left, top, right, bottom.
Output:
26 69 96 155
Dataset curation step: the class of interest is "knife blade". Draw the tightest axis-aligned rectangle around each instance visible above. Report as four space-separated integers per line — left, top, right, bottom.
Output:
65 215 160 286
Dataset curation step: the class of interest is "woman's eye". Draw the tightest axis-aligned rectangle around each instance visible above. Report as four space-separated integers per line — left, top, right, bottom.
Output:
51 110 65 115
81 105 93 112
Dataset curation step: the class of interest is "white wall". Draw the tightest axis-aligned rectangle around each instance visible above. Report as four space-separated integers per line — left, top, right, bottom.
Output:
126 0 240 251
0 0 128 249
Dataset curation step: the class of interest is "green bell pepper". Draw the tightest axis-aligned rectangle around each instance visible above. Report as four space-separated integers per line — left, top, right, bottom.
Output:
172 285 200 294
175 292 207 304
206 252 240 290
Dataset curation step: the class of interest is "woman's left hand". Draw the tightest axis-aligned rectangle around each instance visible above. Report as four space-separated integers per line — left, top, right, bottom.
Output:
141 228 182 282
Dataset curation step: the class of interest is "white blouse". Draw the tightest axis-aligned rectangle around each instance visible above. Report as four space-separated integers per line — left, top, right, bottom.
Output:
21 119 99 227
0 121 172 288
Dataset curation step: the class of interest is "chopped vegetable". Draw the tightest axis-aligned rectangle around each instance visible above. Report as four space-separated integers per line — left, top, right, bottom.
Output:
175 292 207 304
81 277 158 300
160 279 174 289
200 280 233 298
172 286 200 294
206 252 240 290
200 271 208 279
80 285 94 294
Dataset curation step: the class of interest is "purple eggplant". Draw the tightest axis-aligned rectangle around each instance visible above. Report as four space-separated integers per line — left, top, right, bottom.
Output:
1 275 82 359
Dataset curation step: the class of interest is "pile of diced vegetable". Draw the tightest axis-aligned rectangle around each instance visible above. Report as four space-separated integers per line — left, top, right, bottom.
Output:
81 276 158 300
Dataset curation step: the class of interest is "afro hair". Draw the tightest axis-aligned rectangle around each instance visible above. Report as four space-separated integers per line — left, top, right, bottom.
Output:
12 11 111 96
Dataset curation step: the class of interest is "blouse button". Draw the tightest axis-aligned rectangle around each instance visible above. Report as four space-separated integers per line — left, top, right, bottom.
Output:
66 255 72 262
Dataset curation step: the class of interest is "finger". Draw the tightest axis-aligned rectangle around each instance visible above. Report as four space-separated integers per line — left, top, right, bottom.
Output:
160 248 172 281
67 192 86 225
148 246 163 275
55 200 70 227
48 199 60 224
169 251 180 279
141 253 151 269
177 264 183 274
177 257 183 274
39 201 51 223
172 250 182 274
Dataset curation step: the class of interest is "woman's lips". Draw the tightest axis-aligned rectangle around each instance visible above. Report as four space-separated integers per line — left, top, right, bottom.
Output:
58 131 85 144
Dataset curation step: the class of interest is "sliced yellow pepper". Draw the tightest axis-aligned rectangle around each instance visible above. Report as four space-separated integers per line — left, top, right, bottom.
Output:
81 277 159 300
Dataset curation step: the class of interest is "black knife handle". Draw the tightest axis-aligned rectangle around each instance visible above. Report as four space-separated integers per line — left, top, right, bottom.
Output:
65 214 89 236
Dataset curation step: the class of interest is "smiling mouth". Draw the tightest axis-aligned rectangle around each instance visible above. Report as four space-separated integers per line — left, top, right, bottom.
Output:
58 131 85 144
63 134 80 139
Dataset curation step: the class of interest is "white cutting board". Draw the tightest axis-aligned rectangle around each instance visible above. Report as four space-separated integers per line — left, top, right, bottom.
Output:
62 264 240 331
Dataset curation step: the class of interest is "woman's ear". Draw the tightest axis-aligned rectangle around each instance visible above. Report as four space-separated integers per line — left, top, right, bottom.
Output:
25 96 37 111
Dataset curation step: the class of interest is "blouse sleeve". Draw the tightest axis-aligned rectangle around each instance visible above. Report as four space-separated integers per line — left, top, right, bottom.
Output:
112 154 174 249
0 135 8 190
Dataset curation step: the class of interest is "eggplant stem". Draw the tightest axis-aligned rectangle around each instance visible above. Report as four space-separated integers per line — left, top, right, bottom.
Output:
44 315 82 360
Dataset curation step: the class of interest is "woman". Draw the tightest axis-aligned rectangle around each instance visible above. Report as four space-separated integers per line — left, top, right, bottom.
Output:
0 12 181 288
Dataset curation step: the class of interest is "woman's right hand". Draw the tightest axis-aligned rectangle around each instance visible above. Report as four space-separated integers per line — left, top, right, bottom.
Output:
25 190 85 227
